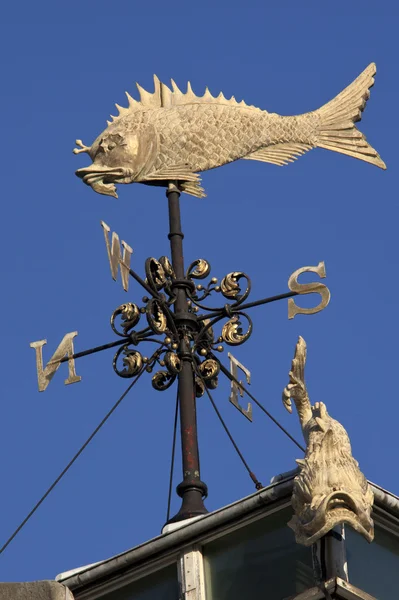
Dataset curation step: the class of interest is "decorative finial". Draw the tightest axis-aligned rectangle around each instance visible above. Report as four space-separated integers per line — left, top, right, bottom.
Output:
283 336 374 546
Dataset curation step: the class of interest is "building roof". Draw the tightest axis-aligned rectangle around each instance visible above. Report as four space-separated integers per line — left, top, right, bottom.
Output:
56 471 399 597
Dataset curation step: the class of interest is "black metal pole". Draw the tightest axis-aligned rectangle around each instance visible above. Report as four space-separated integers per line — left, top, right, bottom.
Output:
165 183 208 524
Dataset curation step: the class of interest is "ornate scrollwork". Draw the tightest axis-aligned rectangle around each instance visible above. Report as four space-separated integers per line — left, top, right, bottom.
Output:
145 257 166 291
146 299 168 334
152 370 176 391
220 272 251 304
164 351 182 375
107 247 258 393
195 319 216 355
221 313 253 346
111 303 140 337
159 256 175 279
195 376 205 397
113 346 143 378
206 376 218 390
199 358 220 381
187 259 211 280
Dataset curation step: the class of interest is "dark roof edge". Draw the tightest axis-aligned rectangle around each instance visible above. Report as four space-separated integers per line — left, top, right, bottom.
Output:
370 480 399 519
59 476 295 591
58 476 399 593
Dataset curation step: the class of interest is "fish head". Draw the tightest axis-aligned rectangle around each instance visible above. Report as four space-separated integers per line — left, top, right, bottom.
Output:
292 485 375 547
74 123 156 198
289 427 374 546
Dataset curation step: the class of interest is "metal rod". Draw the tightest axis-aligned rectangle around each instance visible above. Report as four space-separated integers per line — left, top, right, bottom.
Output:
165 183 208 524
59 338 127 363
196 290 299 321
122 263 161 299
236 290 299 312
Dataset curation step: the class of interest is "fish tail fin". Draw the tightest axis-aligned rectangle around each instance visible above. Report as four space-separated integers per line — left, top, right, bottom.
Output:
316 63 386 170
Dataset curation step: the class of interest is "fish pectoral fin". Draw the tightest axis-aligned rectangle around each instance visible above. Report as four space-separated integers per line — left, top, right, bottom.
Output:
180 180 206 198
145 164 200 183
145 166 206 198
243 143 312 167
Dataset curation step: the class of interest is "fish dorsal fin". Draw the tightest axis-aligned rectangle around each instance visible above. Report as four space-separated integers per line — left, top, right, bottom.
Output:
109 75 261 122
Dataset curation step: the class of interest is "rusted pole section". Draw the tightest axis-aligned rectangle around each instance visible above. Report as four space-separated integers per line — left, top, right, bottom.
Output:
166 183 208 524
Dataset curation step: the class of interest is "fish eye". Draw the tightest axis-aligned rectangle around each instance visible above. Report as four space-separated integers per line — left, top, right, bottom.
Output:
98 133 125 154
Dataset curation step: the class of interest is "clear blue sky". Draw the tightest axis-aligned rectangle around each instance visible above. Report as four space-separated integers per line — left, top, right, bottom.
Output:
1 0 397 582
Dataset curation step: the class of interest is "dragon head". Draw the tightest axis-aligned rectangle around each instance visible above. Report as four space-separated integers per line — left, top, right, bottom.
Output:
289 422 374 546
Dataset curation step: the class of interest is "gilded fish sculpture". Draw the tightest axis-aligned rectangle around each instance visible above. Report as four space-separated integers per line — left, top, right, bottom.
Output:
283 337 374 547
74 63 385 199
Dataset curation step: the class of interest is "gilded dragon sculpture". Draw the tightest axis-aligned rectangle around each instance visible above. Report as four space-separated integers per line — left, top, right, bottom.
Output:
283 337 374 546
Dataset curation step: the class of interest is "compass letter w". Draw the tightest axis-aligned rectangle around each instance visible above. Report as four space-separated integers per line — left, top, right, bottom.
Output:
30 332 81 392
101 221 133 292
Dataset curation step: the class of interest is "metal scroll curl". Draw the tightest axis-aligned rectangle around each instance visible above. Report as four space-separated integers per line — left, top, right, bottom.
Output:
199 358 220 381
198 358 220 390
159 256 175 279
111 303 140 337
164 351 182 375
195 376 205 398
221 313 253 346
152 370 176 391
220 272 251 305
145 257 167 291
146 298 168 334
186 258 211 280
113 346 143 378
206 376 218 389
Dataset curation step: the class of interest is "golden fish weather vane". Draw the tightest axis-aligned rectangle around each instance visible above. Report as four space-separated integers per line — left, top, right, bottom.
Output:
15 62 385 557
74 63 385 199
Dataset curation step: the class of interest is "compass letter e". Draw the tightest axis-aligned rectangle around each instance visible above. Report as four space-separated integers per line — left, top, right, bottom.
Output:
288 262 331 319
30 332 81 392
228 353 253 422
101 221 133 292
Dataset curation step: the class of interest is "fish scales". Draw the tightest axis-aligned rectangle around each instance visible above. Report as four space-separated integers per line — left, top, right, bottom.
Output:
153 105 270 172
74 65 385 199
150 105 317 173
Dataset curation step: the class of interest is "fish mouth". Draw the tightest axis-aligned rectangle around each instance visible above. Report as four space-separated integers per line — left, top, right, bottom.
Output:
75 165 132 198
327 492 356 510
299 491 374 545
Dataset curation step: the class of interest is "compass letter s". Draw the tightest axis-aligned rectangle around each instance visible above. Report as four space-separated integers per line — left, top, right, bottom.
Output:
101 221 133 292
30 332 81 392
288 262 331 319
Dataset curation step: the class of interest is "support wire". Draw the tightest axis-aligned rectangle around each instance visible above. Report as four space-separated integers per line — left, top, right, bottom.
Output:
0 360 151 556
216 358 305 453
195 367 263 490
166 386 179 522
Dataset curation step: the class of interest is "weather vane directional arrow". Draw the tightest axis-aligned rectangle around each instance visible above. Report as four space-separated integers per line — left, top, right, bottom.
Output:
30 63 383 526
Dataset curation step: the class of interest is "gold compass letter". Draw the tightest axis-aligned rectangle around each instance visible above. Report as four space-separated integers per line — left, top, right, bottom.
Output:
228 353 252 422
101 221 133 292
30 332 81 392
288 262 330 320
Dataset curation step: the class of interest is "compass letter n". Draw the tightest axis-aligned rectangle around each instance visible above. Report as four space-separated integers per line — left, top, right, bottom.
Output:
101 221 133 292
30 332 81 392
228 353 253 422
